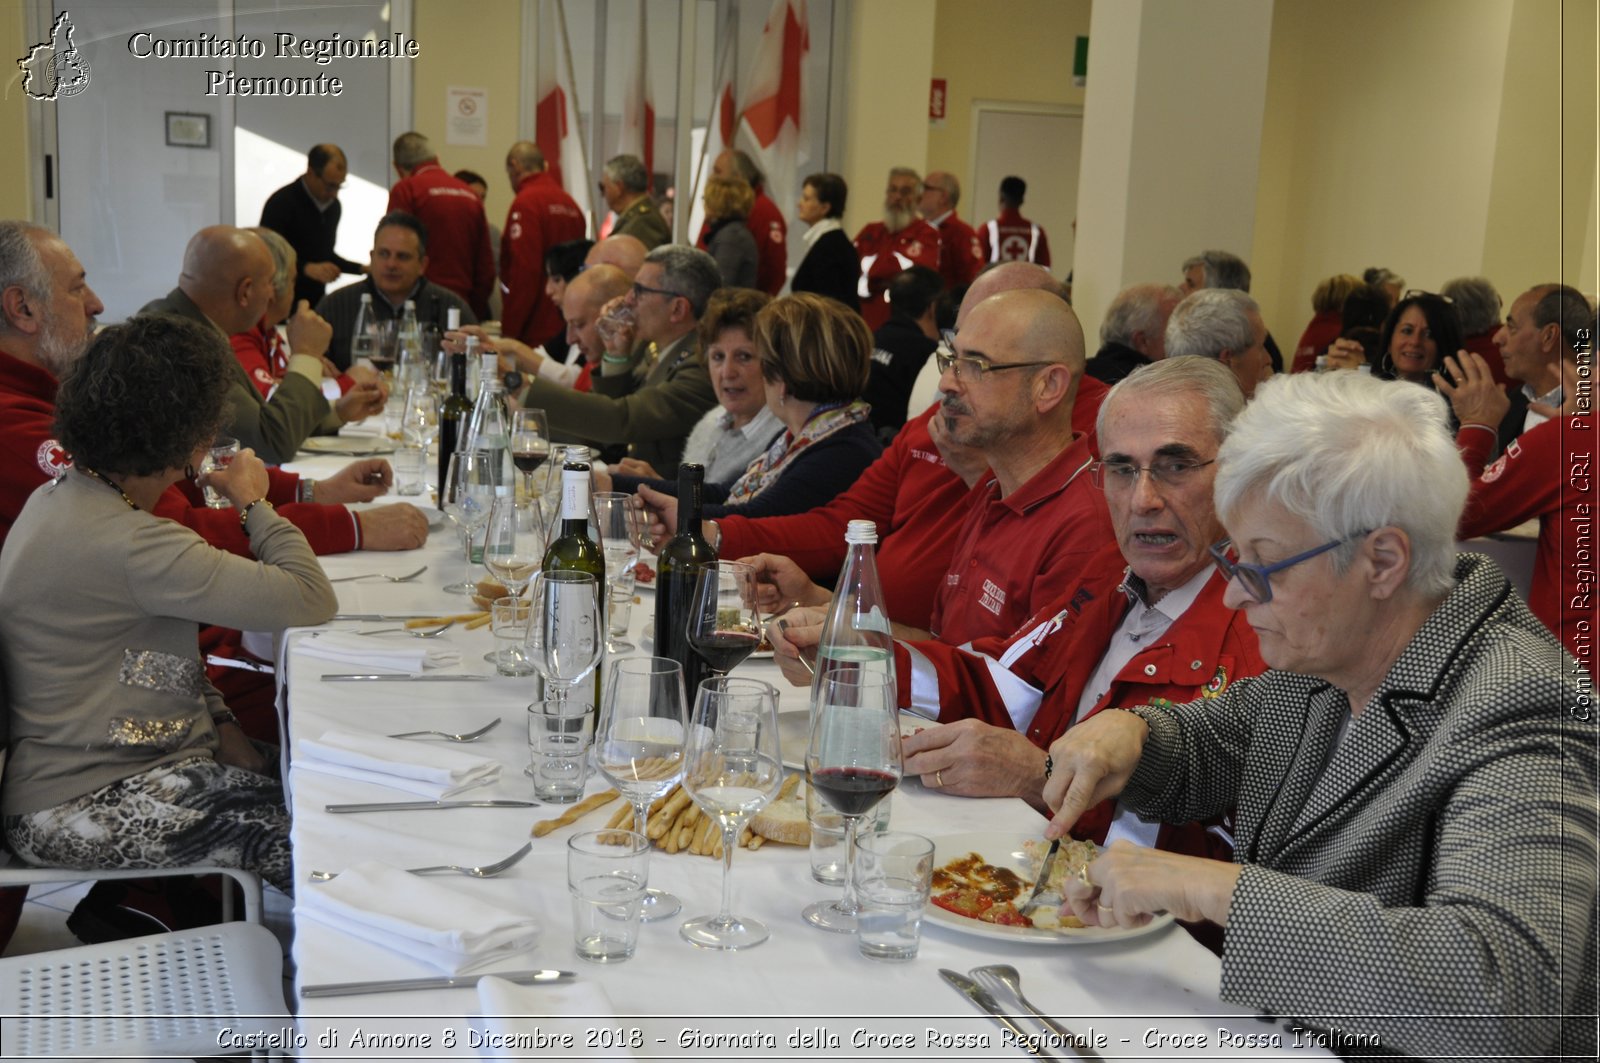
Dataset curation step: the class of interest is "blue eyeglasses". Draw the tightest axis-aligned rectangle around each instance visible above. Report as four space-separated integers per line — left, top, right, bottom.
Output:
1208 534 1367 603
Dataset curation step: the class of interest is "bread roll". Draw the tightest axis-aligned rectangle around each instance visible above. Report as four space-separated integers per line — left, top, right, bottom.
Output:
749 774 809 846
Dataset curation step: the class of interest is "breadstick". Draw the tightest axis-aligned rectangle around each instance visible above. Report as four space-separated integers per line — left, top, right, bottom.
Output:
464 611 493 630
747 834 765 851
529 790 619 837
775 772 801 803
690 815 716 856
604 803 632 831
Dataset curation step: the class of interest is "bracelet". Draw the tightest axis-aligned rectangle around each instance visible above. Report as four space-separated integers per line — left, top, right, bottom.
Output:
1043 753 1053 780
239 498 274 533
211 710 238 728
600 352 632 364
298 479 315 504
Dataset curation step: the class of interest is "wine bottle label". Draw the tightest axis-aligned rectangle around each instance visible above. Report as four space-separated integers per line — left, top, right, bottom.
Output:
561 469 589 520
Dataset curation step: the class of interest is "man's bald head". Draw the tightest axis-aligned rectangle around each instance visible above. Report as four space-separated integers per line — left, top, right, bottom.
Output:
583 234 647 279
505 141 546 189
178 226 275 335
955 261 1068 328
968 288 1086 373
563 264 632 363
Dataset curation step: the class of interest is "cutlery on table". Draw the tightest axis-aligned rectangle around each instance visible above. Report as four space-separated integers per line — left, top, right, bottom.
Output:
321 673 489 682
331 614 451 621
328 565 430 584
1018 838 1061 916
970 964 1103 1060
386 718 502 742
326 799 539 813
309 841 532 882
939 969 1062 1061
356 621 455 637
300 969 574 999
776 619 817 677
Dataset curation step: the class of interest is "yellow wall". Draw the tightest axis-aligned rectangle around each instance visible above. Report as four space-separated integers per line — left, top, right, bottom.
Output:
411 0 525 237
0 1 34 220
838 0 934 236
926 0 1092 193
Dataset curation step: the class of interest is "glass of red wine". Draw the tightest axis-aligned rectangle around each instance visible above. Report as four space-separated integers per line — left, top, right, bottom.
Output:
686 561 763 678
510 408 552 501
802 671 901 932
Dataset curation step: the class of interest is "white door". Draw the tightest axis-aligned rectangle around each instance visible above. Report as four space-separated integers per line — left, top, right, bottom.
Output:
970 104 1083 283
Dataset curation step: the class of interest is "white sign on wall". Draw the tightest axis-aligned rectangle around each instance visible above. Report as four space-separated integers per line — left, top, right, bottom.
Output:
446 86 488 147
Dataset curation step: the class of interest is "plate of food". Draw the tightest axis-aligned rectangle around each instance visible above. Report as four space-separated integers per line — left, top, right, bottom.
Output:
301 435 396 456
777 710 933 771
923 832 1174 944
631 558 658 592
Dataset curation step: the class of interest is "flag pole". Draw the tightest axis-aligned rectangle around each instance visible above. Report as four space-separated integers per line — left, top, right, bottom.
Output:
554 0 593 233
689 4 738 221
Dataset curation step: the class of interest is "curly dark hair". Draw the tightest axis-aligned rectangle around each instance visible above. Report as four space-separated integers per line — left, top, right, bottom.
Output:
55 316 233 477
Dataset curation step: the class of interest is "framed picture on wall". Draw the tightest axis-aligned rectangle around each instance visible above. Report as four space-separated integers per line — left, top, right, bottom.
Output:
165 112 210 149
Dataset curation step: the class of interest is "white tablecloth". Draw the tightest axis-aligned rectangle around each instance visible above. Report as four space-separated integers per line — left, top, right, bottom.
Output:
278 452 1331 1060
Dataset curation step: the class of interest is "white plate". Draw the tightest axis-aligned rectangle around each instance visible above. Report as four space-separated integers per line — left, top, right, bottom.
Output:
777 710 932 771
924 832 1175 945
301 436 396 455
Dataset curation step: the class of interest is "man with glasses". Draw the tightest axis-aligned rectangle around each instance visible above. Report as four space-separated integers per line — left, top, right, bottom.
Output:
259 143 364 308
518 245 718 472
854 167 941 331
886 359 1263 871
598 155 670 250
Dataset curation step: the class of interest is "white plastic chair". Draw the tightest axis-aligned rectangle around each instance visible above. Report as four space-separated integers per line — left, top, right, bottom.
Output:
0 921 288 1059
0 858 263 924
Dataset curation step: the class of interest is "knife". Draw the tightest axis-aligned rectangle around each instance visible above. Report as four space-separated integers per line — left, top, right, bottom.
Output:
330 614 449 621
326 799 540 813
1019 838 1061 915
321 673 490 682
939 970 1062 1061
301 968 573 998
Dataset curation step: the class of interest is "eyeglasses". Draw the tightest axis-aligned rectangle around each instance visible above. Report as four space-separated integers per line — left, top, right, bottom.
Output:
1402 289 1453 305
1208 534 1366 603
631 281 683 302
1091 458 1215 491
933 342 1062 381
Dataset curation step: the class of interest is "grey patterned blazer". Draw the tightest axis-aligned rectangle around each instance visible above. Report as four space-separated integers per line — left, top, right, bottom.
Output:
1124 553 1597 1061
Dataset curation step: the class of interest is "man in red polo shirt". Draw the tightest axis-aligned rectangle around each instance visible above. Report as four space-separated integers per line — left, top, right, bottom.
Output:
919 171 983 292
388 132 495 319
500 141 586 349
698 150 788 296
854 168 941 331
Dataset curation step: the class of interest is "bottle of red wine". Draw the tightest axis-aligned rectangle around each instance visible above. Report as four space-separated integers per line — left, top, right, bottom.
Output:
542 454 606 717
437 350 471 500
655 464 717 704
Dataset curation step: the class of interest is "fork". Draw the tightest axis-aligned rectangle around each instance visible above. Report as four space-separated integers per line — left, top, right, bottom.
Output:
309 841 532 882
356 621 455 637
385 718 502 742
970 964 1101 1059
329 565 429 584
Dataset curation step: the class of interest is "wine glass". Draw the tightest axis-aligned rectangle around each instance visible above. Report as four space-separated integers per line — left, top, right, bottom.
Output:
441 450 495 595
679 676 784 950
510 408 552 501
687 561 763 678
528 570 603 713
482 495 547 671
595 657 688 920
402 386 440 450
594 492 643 653
802 671 902 932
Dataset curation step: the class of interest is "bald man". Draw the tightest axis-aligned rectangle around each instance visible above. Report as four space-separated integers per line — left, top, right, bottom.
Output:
141 226 384 463
259 143 364 307
583 234 647 279
501 140 585 349
919 170 984 291
483 264 632 392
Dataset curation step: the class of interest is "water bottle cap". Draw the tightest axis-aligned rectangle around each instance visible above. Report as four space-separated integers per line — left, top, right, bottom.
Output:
446 307 461 330
844 519 878 545
564 445 591 462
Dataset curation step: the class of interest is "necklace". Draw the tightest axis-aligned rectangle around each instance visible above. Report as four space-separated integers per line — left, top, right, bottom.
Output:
77 465 139 511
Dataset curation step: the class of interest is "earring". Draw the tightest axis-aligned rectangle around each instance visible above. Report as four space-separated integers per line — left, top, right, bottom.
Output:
185 463 197 480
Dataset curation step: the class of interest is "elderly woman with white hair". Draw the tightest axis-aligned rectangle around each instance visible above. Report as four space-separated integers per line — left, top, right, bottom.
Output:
1041 370 1596 1060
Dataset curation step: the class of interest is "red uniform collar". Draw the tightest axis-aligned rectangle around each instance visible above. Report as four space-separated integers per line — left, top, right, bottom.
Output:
978 431 1096 516
0 346 59 404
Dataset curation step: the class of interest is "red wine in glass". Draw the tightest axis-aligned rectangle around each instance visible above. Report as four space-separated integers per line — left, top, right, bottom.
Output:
512 447 550 475
810 766 896 817
691 629 760 675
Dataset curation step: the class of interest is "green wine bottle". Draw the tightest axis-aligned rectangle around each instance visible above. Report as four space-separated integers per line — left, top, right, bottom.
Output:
542 454 605 718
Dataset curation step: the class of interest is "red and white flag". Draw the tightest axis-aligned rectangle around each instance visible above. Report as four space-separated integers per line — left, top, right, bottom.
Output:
535 0 592 233
687 22 740 242
736 0 809 219
617 1 655 180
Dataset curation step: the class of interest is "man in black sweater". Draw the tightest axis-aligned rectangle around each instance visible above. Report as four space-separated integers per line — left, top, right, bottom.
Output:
259 144 365 308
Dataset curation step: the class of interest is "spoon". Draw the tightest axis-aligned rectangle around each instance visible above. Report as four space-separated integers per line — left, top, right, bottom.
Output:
309 841 532 882
386 717 502 742
356 620 455 638
970 965 1099 1057
329 565 429 584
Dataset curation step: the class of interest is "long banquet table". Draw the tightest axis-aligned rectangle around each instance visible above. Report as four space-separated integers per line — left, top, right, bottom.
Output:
276 449 1333 1061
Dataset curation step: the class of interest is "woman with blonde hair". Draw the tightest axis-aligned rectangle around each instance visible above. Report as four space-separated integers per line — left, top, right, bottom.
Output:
702 175 758 289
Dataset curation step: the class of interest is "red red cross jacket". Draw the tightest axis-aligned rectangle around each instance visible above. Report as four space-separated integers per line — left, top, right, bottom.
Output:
501 170 587 347
388 162 496 319
930 211 984 291
978 208 1052 268
853 219 941 330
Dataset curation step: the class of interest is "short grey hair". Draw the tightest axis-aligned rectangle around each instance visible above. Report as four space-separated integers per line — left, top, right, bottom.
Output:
1100 284 1182 347
644 245 721 319
1166 289 1259 361
1214 371 1467 598
392 131 433 170
1183 250 1252 292
888 166 923 193
1441 276 1502 335
1098 356 1245 449
0 221 53 328
926 172 960 207
248 226 294 299
604 154 650 194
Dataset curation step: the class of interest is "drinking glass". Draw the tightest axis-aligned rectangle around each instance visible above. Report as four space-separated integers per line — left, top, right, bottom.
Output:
679 677 783 950
482 496 545 669
593 492 643 653
490 596 534 676
802 671 902 932
431 345 451 397
854 832 935 961
567 830 649 962
595 657 687 920
686 561 762 678
529 570 603 714
199 435 240 509
441 450 495 594
510 408 552 501
402 386 440 450
369 319 400 376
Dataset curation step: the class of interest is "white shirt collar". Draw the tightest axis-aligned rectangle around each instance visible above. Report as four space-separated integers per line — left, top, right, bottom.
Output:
802 218 843 248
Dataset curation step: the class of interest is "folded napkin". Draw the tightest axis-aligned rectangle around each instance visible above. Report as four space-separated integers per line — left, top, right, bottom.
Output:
477 977 631 1059
297 729 499 798
298 630 462 671
299 862 538 975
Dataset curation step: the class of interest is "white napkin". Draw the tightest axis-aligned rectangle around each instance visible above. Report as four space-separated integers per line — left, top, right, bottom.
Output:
297 729 500 798
298 862 538 975
476 977 630 1059
298 630 462 671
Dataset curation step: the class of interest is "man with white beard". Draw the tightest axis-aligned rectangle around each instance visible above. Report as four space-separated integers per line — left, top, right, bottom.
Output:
853 167 941 331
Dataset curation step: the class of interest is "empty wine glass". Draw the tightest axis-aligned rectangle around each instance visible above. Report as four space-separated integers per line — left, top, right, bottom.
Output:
802 671 901 932
482 495 546 671
441 450 495 595
595 657 687 920
687 561 763 678
402 386 440 451
511 408 553 501
529 570 603 714
680 677 783 951
594 492 643 653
